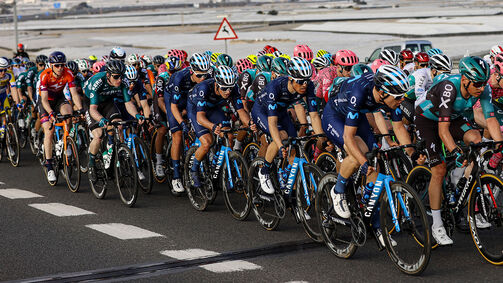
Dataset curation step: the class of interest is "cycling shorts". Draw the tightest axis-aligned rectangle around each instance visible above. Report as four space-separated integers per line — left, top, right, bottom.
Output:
166 103 182 134
250 103 296 138
40 96 70 124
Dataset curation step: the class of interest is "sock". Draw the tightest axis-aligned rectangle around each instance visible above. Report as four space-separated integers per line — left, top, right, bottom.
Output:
261 161 271 175
45 158 53 171
191 158 201 172
172 159 181 179
333 174 347 194
88 153 96 167
156 153 163 165
432 209 443 230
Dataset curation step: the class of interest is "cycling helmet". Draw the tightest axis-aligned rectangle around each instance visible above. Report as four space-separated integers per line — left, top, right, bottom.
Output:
256 50 267 57
426 48 443 57
180 50 188 61
256 55 272 72
11 58 21 66
429 54 452 72
214 65 237 87
142 55 152 65
17 43 24 50
316 49 330 58
459 56 490 82
264 53 275 59
105 60 125 75
334 49 359 66
25 61 36 69
246 54 258 65
263 45 278 54
271 57 289 76
379 49 398 66
125 64 138 81
312 56 330 69
414 52 429 63
190 53 210 72
166 49 177 58
92 61 106 73
293 44 314 62
139 59 146 69
288 57 312 79
166 56 182 71
350 63 373 77
210 52 222 63
374 65 410 96
490 45 503 57
370 59 390 74
48 51 66 64
101 55 110 62
89 55 98 61
279 54 291 60
126 53 140 65
109 46 126 61
36 55 48 64
399 49 414 61
0 57 9 68
77 59 91 71
153 55 165 65
273 50 283 58
494 53 503 63
235 58 254 74
66 61 79 73
494 62 503 75
216 54 233 67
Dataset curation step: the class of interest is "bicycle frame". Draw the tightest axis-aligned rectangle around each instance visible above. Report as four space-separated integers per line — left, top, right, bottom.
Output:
54 118 71 165
122 125 147 170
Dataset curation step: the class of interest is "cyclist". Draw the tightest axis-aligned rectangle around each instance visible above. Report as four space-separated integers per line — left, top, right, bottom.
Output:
251 57 323 194
244 55 273 107
187 65 254 188
414 52 429 71
77 59 92 81
126 54 153 99
39 51 84 182
14 43 29 59
399 49 414 75
166 53 210 192
123 65 151 120
85 61 144 182
321 50 359 103
415 56 503 245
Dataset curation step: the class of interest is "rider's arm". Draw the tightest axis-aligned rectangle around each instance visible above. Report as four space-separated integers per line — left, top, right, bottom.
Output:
372 111 394 144
40 90 53 114
309 111 323 135
486 117 503 142
125 101 140 118
293 103 308 126
89 104 104 122
140 98 151 118
439 121 457 152
69 86 83 110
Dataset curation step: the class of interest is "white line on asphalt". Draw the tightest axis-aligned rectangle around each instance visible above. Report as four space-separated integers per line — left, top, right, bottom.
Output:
86 223 164 240
0 182 5 185
29 203 95 217
160 249 262 273
0 188 43 199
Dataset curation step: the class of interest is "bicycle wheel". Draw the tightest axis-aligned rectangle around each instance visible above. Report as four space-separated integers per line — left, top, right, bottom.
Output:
221 151 251 221
296 163 324 242
6 123 20 167
315 152 339 173
315 173 357 258
248 158 281 231
16 120 28 149
303 137 317 162
76 125 90 173
90 153 108 199
468 174 503 265
133 136 153 194
28 119 37 155
114 144 138 207
380 181 431 275
35 128 45 165
242 142 259 166
63 137 81 193
184 146 210 211
389 150 413 182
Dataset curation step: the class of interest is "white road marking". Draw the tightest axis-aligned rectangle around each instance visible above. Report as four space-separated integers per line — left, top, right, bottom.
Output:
0 182 6 185
86 223 164 240
160 248 262 273
29 203 95 217
0 188 43 199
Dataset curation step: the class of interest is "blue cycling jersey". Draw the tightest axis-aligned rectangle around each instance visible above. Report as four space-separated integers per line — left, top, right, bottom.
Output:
188 78 243 113
166 68 196 110
325 72 402 127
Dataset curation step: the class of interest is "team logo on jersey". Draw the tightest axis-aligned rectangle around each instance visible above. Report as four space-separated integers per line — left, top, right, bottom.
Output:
347 112 359 120
197 101 207 107
268 104 277 110
173 94 181 101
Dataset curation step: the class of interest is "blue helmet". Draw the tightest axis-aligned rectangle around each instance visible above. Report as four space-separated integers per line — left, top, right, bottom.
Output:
166 56 182 71
49 51 66 64
214 65 237 87
427 48 443 57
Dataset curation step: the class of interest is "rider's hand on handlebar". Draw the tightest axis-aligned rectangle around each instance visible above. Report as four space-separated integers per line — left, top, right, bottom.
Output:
49 111 56 124
279 145 288 159
135 114 145 125
249 120 257 133
98 118 109 128
212 123 222 136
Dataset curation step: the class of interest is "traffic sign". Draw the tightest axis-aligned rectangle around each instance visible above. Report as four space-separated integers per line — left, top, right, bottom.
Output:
214 18 238 41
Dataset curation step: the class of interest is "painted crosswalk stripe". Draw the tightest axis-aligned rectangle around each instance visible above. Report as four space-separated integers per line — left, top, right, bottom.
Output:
86 223 164 240
160 249 262 273
29 203 95 217
0 188 43 199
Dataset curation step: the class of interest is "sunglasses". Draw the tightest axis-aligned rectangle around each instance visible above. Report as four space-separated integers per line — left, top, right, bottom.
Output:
383 90 404 100
194 72 208 78
342 65 352 72
53 64 64 68
293 78 309 85
111 74 122 80
82 70 89 73
471 80 487 89
219 85 233 92
38 63 45 67
0 69 6 73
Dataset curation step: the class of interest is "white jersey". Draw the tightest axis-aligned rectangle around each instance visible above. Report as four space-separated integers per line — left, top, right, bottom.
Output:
403 62 415 76
411 67 433 107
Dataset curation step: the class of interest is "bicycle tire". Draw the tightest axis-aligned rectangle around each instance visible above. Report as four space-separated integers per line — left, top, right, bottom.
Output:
389 150 413 182
242 142 259 166
296 163 324 242
28 119 37 155
89 153 108 199
114 144 139 207
468 174 503 265
133 136 153 194
380 181 431 275
63 137 80 193
315 173 357 258
6 123 20 167
315 152 339 173
221 151 251 221
184 146 210 211
16 122 28 149
76 125 90 173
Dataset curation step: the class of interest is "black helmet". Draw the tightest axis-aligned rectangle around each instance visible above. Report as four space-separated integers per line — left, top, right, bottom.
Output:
109 47 126 61
25 61 36 69
153 55 165 65
48 51 66 64
66 61 79 74
105 60 125 75
35 55 48 64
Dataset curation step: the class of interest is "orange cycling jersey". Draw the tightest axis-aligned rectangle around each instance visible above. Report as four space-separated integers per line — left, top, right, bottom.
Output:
147 69 155 87
39 67 75 100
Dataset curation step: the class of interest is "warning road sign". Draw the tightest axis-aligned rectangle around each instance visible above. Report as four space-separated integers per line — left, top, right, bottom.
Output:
214 17 238 40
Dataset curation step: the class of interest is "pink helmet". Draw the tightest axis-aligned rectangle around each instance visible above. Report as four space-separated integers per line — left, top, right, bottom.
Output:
494 53 503 64
490 45 503 57
293 44 313 61
493 61 503 75
236 58 254 74
166 49 178 58
158 63 168 74
92 61 106 73
173 49 185 60
371 59 390 73
334 49 359 66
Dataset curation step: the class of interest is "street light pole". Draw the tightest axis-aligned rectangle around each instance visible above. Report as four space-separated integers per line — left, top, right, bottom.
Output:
13 0 18 49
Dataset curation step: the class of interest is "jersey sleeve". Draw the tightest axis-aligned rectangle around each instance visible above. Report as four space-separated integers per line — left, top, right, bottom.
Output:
122 83 131 103
305 82 318 112
405 74 416 99
437 80 457 122
238 72 251 99
344 86 366 127
263 84 279 117
194 85 209 112
64 69 76 88
87 79 100 105
169 75 183 105
390 107 403 122
39 70 49 92
480 87 496 120
414 71 428 100
231 86 243 111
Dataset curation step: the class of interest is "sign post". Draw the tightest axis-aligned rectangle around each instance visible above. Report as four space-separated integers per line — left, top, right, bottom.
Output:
214 17 238 54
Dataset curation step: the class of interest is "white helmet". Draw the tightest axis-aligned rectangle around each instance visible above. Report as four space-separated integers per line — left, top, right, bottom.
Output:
288 57 313 79
110 46 126 60
0 57 10 68
126 53 140 65
379 49 399 66
429 54 452 72
125 64 138 81
490 45 503 57
77 59 91 71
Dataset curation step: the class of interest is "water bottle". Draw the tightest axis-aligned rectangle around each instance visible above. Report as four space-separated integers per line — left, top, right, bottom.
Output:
361 182 374 205
450 167 464 188
56 139 63 156
211 151 219 166
278 168 286 190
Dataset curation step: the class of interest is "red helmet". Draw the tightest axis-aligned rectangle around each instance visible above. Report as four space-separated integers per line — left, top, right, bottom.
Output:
180 50 188 61
334 49 359 66
414 52 429 63
17 43 24 50
399 49 413 61
293 44 313 62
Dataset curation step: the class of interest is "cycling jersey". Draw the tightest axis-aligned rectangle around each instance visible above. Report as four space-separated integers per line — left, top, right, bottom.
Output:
138 68 151 86
25 66 38 88
402 62 415 75
73 72 86 90
152 72 171 122
165 68 197 133
0 70 16 96
313 66 338 99
39 68 75 101
237 69 257 99
326 76 349 102
247 72 272 101
128 79 148 101
84 72 130 105
406 68 433 107
16 71 28 93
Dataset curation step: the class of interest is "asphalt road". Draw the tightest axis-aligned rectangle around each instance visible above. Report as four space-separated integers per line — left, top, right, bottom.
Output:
0 148 500 282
